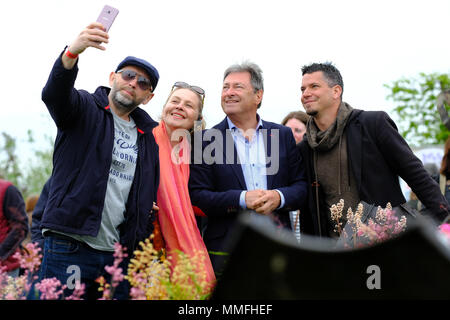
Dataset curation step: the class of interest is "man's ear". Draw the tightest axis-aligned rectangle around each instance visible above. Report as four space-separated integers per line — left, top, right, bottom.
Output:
256 89 264 105
142 92 155 105
109 71 116 87
333 85 343 100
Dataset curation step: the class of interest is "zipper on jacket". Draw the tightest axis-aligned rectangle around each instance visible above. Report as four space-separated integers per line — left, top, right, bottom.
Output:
313 150 322 237
130 132 143 250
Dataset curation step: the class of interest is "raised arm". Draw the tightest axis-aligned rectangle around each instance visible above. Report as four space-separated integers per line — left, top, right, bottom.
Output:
42 22 110 128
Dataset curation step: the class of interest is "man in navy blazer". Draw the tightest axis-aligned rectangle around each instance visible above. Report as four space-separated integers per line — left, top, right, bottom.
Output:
189 62 307 272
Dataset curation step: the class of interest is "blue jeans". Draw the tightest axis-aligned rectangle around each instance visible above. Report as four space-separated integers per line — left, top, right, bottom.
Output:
29 234 130 300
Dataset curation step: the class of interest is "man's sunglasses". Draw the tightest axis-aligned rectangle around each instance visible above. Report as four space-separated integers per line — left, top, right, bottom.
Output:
172 81 205 105
116 69 153 91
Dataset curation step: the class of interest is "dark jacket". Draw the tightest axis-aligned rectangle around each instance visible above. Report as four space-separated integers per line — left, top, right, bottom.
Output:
0 180 28 271
39 52 160 252
189 117 307 261
298 109 449 237
31 179 51 249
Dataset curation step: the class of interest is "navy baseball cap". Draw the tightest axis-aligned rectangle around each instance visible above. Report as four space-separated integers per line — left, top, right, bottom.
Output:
116 56 159 91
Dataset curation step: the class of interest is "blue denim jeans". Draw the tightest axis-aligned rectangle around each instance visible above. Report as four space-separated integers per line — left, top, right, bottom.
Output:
29 234 130 300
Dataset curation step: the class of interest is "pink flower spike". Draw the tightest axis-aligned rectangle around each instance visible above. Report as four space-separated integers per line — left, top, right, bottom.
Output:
440 223 450 233
439 224 450 240
130 287 146 300
65 283 86 300
35 277 64 300
12 242 43 273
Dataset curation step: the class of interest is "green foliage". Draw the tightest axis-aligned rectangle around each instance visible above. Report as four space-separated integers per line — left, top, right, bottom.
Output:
22 134 53 198
0 132 22 186
0 130 53 200
385 72 450 147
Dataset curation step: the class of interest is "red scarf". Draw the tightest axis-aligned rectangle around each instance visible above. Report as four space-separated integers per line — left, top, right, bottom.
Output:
153 122 215 287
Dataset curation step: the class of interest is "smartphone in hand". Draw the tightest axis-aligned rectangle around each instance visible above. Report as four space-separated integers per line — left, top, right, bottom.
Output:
97 5 119 32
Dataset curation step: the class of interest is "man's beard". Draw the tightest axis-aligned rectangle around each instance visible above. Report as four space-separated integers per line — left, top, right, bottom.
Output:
110 86 140 113
306 110 318 117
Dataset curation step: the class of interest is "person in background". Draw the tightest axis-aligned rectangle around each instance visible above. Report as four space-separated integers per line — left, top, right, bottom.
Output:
281 111 309 144
152 81 215 289
0 179 29 278
30 179 50 250
23 194 39 245
439 137 450 205
281 111 310 242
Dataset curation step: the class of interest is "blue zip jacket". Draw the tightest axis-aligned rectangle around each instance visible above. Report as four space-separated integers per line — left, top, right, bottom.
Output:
40 51 160 252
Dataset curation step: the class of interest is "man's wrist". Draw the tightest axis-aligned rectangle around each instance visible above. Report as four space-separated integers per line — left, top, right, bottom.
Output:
239 191 247 209
65 48 79 59
274 189 284 209
61 46 79 70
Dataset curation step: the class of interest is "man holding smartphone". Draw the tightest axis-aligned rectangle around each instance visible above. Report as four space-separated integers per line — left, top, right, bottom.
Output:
34 22 160 299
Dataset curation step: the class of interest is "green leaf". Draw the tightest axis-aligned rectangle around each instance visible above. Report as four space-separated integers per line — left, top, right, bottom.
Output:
386 72 450 146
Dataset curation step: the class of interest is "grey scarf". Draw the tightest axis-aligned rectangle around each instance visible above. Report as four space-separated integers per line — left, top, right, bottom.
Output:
306 102 354 151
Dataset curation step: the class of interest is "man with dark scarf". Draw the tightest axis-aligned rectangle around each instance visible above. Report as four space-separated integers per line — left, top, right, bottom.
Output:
297 62 449 238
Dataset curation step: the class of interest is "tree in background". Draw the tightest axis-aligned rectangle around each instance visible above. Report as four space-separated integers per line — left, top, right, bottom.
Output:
0 130 53 199
23 131 53 198
385 72 450 147
0 132 22 185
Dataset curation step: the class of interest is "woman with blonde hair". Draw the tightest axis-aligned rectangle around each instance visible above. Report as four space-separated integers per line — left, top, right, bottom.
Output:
152 81 215 290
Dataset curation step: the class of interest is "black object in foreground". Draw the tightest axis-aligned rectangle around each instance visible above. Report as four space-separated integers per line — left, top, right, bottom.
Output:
213 213 450 299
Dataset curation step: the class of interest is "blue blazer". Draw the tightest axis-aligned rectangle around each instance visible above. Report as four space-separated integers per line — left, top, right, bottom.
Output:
189 117 307 261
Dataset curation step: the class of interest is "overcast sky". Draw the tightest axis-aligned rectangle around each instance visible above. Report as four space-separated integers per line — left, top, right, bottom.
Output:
1 0 449 164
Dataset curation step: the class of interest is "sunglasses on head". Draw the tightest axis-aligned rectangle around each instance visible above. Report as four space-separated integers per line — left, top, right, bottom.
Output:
172 81 205 104
116 69 153 91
